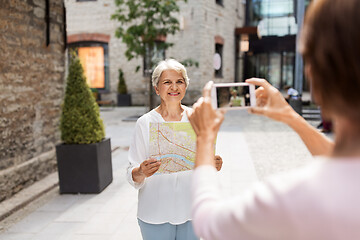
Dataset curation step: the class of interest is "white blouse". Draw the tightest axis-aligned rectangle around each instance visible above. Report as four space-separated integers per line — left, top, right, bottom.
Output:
192 157 360 240
127 107 193 224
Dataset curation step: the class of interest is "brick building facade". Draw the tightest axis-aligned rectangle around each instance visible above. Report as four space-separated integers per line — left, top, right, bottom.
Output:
0 0 66 201
65 0 245 106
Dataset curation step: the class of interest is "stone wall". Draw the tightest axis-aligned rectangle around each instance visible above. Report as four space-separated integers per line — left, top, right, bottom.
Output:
0 0 66 201
65 0 245 106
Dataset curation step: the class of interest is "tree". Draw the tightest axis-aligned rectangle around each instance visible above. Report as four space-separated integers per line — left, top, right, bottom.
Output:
117 69 128 94
111 0 187 109
60 52 105 144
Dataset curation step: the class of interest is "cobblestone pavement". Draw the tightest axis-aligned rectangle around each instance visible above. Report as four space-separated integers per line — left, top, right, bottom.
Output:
0 106 331 240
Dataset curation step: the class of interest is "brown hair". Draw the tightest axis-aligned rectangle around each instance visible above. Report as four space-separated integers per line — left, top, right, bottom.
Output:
300 0 360 121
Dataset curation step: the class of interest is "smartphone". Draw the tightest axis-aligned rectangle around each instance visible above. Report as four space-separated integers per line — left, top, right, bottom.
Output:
211 83 256 109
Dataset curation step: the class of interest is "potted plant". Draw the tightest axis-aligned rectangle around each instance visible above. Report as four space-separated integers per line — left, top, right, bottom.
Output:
56 52 113 194
117 69 132 106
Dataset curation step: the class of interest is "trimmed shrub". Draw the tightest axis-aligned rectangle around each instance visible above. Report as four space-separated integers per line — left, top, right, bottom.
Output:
60 53 105 144
117 69 128 94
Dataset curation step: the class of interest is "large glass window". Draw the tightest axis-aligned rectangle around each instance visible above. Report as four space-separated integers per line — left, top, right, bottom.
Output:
268 53 281 88
78 46 105 88
69 42 109 91
144 41 166 75
282 51 295 87
246 51 295 89
247 0 297 36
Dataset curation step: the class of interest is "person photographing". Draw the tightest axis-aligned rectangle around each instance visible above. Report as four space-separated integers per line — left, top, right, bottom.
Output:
187 0 360 239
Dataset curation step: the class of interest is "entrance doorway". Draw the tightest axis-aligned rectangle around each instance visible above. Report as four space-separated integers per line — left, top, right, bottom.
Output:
245 51 295 90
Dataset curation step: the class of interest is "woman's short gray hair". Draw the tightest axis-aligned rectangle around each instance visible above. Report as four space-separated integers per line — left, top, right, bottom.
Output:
152 59 190 87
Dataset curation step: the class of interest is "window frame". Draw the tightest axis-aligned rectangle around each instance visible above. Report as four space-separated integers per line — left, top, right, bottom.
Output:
68 41 110 92
143 41 166 76
215 43 224 78
216 0 224 6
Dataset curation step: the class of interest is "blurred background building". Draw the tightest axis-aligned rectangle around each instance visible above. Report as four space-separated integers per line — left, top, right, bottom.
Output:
237 0 311 91
1 0 313 204
65 0 246 105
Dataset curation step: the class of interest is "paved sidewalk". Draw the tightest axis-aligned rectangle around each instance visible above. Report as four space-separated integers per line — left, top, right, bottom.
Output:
0 107 319 240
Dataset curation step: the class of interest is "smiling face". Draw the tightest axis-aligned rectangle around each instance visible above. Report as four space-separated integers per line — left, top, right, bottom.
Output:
155 69 187 104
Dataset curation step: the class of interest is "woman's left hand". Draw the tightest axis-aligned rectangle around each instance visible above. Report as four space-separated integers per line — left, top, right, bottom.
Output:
215 155 223 171
187 81 225 141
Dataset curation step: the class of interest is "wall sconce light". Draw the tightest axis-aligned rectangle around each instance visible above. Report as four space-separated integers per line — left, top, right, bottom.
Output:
240 34 249 52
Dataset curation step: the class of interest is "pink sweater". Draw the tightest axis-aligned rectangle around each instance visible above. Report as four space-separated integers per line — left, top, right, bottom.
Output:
192 158 360 240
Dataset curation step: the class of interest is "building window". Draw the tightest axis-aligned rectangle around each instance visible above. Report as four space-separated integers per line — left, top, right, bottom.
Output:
214 43 223 78
247 0 297 36
69 42 109 91
143 41 166 75
216 0 224 6
245 51 295 90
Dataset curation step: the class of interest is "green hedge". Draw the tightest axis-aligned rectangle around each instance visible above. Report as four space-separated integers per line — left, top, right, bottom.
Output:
60 53 105 144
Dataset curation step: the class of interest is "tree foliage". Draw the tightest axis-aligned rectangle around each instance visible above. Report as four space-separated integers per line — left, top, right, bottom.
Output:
111 0 187 69
60 53 105 144
180 58 199 68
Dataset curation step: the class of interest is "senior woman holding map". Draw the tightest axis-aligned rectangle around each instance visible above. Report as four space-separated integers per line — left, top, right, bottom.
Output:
127 59 222 240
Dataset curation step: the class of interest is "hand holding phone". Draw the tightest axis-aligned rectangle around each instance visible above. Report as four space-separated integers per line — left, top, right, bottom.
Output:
211 83 256 110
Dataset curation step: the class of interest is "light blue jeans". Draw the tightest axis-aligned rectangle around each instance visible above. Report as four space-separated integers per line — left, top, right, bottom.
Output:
138 219 199 240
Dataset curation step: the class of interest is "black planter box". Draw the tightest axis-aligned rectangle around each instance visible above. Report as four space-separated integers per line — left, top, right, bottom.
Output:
289 98 303 116
117 94 132 106
56 138 113 194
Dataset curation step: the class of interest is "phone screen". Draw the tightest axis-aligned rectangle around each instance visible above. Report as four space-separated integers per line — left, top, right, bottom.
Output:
215 85 252 108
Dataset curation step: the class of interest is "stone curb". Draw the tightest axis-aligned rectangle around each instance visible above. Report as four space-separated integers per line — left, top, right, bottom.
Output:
0 172 59 222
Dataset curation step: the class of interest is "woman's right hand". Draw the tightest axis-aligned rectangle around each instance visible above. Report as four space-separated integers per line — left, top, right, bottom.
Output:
139 159 161 178
246 78 299 124
132 159 161 183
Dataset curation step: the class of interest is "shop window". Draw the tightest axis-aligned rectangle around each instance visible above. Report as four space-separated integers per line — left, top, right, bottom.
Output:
216 0 224 6
69 42 109 91
214 43 223 78
282 51 295 87
245 51 296 90
247 0 297 36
